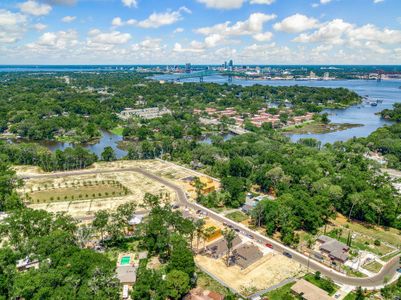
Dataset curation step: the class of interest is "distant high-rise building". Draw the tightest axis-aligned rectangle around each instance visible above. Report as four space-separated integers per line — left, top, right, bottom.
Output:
224 61 227 69
228 59 233 71
185 63 191 73
323 72 330 80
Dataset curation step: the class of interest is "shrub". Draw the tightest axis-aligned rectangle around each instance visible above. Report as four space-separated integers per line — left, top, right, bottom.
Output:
374 240 381 246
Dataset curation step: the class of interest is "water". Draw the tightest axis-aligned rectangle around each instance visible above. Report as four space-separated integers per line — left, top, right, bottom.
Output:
200 133 236 144
156 74 401 144
31 130 127 159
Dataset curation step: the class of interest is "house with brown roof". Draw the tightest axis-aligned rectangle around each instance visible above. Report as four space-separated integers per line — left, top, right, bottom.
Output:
232 243 263 269
185 288 224 300
291 279 333 300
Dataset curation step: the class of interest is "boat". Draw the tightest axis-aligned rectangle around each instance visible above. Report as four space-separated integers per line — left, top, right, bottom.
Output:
371 102 378 107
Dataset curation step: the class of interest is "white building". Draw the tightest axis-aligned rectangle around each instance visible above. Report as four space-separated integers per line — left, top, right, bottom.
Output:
119 107 171 120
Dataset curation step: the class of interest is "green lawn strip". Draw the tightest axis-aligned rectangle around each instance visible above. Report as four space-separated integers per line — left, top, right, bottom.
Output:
225 211 249 222
327 230 393 256
381 250 401 262
304 274 339 296
262 282 296 300
343 292 357 300
196 269 234 297
27 183 129 204
363 261 383 273
343 266 367 278
110 127 124 136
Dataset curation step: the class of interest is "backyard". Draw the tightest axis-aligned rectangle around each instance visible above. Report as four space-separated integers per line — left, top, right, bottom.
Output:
225 211 249 223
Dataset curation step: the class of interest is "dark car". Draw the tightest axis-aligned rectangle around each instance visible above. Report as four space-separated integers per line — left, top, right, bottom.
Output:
283 251 292 258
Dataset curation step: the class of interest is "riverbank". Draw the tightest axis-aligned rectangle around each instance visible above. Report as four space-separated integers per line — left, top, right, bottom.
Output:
282 122 363 135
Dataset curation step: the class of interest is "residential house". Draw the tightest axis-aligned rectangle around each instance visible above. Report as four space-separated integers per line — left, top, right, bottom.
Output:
205 236 242 259
317 235 349 263
291 279 333 300
233 244 263 269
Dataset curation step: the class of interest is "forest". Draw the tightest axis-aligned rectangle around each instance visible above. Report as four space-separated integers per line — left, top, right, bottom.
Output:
0 161 200 299
0 72 360 143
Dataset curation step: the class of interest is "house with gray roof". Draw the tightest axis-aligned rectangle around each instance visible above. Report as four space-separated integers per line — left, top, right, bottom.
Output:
317 235 349 263
205 236 242 259
233 243 263 269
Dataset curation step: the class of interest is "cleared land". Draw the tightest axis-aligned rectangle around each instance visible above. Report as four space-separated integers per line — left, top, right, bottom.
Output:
26 182 128 204
195 252 306 296
16 160 217 218
225 211 249 223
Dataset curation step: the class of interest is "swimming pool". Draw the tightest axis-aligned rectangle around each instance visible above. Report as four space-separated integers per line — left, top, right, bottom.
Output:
120 256 131 265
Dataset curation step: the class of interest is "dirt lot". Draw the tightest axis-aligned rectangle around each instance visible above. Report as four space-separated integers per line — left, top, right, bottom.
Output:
16 160 216 218
196 252 306 295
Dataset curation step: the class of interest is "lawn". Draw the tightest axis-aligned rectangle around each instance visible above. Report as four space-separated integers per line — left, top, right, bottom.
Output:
381 250 401 262
343 292 357 300
225 211 249 223
331 214 401 248
110 127 124 136
282 121 362 134
363 261 383 273
26 182 129 203
263 282 296 300
326 224 395 256
196 269 234 297
343 266 367 278
304 274 339 296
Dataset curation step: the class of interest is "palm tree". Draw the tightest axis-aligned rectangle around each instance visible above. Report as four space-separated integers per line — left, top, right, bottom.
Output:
222 229 237 266
195 219 205 251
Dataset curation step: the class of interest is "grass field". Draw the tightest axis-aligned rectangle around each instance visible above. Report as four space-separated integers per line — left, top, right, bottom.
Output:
343 266 367 278
363 261 383 273
381 250 401 262
304 274 339 296
26 182 129 204
110 127 124 136
263 282 296 300
196 269 233 296
331 214 401 248
282 121 362 134
225 211 249 223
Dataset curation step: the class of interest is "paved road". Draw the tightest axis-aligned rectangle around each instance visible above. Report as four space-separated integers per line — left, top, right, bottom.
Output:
21 168 401 288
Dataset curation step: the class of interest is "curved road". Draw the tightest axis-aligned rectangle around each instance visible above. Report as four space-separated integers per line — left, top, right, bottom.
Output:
21 167 401 288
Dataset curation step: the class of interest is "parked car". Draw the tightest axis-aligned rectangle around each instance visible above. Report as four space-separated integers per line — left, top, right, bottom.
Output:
283 251 292 258
265 243 273 249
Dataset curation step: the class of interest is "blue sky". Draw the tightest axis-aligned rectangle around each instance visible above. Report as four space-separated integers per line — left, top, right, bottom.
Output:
0 0 400 64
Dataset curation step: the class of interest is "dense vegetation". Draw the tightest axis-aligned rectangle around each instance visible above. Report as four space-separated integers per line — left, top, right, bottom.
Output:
0 160 201 299
0 72 360 143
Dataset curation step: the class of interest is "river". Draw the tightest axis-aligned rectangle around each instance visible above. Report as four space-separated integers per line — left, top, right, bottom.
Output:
12 76 401 156
158 75 401 144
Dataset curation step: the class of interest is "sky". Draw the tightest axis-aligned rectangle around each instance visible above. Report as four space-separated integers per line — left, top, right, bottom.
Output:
0 0 401 65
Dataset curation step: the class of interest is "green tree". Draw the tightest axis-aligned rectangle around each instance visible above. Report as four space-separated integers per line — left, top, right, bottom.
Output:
164 270 190 300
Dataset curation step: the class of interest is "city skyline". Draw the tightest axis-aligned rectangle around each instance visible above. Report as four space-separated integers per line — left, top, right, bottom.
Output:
1 0 401 64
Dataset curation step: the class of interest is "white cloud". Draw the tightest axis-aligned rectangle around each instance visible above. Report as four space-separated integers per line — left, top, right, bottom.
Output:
249 0 275 4
26 30 79 51
136 7 191 28
173 42 205 53
253 31 273 41
61 16 76 23
122 0 138 8
0 9 27 43
373 0 384 3
320 0 332 4
294 19 352 44
274 14 319 33
33 23 47 31
18 0 52 16
196 13 277 37
197 0 245 9
112 17 123 27
173 27 184 33
45 0 76 4
87 29 131 46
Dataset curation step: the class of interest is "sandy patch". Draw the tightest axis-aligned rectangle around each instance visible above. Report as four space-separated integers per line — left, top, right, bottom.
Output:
196 252 306 295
